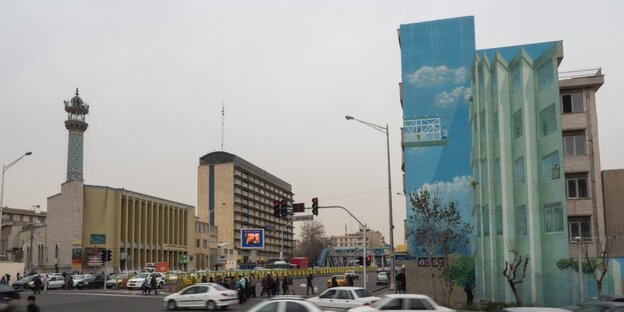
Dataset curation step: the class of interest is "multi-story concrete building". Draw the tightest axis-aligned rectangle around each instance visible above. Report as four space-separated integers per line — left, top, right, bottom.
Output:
40 89 197 273
1 207 46 259
197 151 294 265
558 69 605 257
330 229 385 248
194 219 218 270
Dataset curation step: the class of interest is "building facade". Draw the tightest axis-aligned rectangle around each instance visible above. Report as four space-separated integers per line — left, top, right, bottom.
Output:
197 151 294 265
42 89 196 273
330 229 385 248
194 219 218 270
602 169 624 258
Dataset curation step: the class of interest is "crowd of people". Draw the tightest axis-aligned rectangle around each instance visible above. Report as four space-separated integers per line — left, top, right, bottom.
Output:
195 272 300 304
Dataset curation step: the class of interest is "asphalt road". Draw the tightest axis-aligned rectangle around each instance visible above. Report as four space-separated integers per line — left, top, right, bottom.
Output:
11 273 387 312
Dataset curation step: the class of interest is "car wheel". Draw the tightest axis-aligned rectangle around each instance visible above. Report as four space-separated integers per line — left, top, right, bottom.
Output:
206 300 217 311
159 282 164 289
167 300 177 311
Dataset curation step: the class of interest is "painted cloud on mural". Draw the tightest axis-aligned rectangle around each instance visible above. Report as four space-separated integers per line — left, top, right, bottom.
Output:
419 175 473 205
435 86 471 108
407 65 466 87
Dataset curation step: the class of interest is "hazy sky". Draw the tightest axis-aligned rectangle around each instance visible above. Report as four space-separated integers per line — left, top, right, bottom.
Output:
1 1 623 245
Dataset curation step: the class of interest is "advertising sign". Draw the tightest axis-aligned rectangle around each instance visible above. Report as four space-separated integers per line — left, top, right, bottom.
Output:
241 229 264 249
90 234 106 245
71 248 82 268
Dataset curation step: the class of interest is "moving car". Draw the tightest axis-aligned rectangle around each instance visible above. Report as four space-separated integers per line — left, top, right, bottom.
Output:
326 275 349 288
345 270 359 280
501 308 570 312
375 272 388 285
163 283 238 311
105 273 135 289
27 275 66 290
75 274 105 289
307 287 380 310
127 272 165 290
348 294 454 312
247 296 329 312
11 275 35 290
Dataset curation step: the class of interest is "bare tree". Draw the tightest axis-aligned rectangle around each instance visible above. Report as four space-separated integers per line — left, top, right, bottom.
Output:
584 242 609 297
296 220 328 263
503 240 530 305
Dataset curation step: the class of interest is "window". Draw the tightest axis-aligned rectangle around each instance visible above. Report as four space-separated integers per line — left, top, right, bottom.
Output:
496 205 503 235
566 175 588 198
513 109 523 139
539 103 557 137
320 289 337 299
541 151 561 182
561 92 584 113
257 302 279 312
336 290 352 300
196 239 200 248
537 60 554 91
285 302 308 312
544 202 564 233
563 132 586 156
514 156 525 185
203 239 208 248
409 298 433 310
380 298 403 310
483 206 490 236
516 205 527 236
569 217 591 242
512 66 521 93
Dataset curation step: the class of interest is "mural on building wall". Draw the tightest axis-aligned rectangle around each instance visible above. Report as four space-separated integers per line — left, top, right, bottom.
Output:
400 17 475 259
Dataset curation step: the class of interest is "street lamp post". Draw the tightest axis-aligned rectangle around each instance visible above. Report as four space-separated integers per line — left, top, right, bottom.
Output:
345 116 396 290
575 236 584 303
0 152 32 257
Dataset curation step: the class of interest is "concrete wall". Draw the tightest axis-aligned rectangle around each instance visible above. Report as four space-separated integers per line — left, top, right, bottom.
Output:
404 261 467 309
46 181 84 273
603 170 624 257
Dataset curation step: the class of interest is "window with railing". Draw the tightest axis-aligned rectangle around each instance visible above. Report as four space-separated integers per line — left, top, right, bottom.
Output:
566 174 588 199
568 217 591 242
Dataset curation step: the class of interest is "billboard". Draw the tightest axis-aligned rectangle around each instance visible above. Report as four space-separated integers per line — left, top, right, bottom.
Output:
241 229 264 249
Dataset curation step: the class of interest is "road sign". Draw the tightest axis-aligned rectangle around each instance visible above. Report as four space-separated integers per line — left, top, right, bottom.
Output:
292 203 305 213
292 215 313 222
90 234 106 245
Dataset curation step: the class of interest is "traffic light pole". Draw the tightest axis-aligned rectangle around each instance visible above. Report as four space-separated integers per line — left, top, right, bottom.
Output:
307 205 368 290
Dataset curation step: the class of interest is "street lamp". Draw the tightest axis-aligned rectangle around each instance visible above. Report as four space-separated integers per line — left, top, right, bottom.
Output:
574 236 584 303
345 115 396 290
0 152 33 256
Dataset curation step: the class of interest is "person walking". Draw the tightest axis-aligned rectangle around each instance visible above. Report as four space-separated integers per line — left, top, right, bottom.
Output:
16 272 21 282
347 274 354 287
331 276 338 288
6 274 10 286
260 274 268 297
249 274 256 298
201 275 207 283
0 274 7 285
42 275 49 293
32 275 42 295
141 276 149 295
27 295 41 312
286 274 295 295
150 274 158 295
266 274 274 298
306 273 315 296
281 276 288 295
237 275 246 304
464 276 475 306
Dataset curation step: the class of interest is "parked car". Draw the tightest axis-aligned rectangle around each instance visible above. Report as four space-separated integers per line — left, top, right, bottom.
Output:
75 274 105 289
163 283 238 311
326 275 349 288
248 296 329 312
345 270 359 280
11 275 35 290
27 275 66 290
348 294 454 312
127 272 165 290
375 272 388 285
307 287 380 310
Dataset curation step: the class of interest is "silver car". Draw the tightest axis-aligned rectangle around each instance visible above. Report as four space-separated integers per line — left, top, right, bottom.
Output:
307 287 380 311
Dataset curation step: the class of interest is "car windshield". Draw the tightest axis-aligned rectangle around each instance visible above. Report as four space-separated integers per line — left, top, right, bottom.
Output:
73 275 86 280
353 289 373 298
139 273 150 278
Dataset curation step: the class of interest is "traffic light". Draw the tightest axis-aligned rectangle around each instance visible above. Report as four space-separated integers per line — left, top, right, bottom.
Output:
280 200 288 218
273 200 280 217
100 249 106 263
366 255 372 266
106 249 112 262
312 197 319 216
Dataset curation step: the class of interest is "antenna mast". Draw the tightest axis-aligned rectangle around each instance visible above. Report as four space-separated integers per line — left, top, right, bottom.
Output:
221 103 225 151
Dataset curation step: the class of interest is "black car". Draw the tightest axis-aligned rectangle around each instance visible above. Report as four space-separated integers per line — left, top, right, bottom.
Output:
75 275 105 289
11 275 35 290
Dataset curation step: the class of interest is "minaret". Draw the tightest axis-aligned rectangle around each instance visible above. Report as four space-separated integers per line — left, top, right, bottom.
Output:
63 88 89 181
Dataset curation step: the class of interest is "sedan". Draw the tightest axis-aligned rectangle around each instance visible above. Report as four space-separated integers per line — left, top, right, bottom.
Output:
75 275 105 289
163 283 238 311
12 275 35 290
248 296 328 312
307 287 380 311
376 272 388 285
348 294 454 312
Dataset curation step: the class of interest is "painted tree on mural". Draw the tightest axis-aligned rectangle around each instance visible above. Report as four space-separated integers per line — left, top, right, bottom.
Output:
556 243 610 297
503 240 530 305
407 187 472 305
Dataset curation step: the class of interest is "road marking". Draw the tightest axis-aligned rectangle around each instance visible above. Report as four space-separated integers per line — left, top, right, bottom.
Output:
52 292 165 298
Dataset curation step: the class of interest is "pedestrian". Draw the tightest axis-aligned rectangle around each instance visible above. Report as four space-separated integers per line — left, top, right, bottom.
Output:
216 275 222 286
271 275 279 296
150 274 158 295
201 275 207 283
42 275 49 293
229 276 236 290
27 295 41 312
141 276 149 295
306 273 315 296
6 274 11 285
464 276 475 306
237 275 246 304
0 274 7 284
32 275 42 295
331 276 338 288
281 276 288 295
17 272 21 281
249 274 256 298
266 274 274 298
347 274 354 287
286 274 295 295
209 276 214 283
260 274 268 297
245 276 250 299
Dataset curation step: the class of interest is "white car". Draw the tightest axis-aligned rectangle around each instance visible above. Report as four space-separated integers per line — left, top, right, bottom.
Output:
163 283 238 311
27 275 66 290
348 294 455 311
126 272 165 290
376 272 388 285
248 296 329 312
345 270 359 280
307 287 380 310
